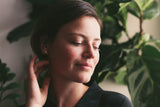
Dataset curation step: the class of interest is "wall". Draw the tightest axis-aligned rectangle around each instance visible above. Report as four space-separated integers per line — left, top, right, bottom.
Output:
0 0 32 106
0 0 159 106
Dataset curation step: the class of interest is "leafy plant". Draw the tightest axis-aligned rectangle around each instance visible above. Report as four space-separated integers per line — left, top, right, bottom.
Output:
0 59 20 107
6 0 160 106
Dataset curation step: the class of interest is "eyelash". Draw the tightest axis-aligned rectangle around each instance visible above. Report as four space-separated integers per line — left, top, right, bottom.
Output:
93 46 100 50
94 46 101 52
72 42 100 51
71 42 82 46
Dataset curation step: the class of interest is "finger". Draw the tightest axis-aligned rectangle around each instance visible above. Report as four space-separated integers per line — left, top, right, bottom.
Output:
34 60 49 73
41 76 50 96
34 61 49 78
28 55 38 79
35 65 48 79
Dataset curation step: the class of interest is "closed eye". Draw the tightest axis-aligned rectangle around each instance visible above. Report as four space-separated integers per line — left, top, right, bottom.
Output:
71 41 82 46
93 46 100 51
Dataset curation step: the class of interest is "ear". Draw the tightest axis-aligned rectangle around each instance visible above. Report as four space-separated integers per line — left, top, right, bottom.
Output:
40 35 49 55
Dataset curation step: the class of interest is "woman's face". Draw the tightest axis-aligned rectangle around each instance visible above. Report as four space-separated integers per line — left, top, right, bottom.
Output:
47 16 101 83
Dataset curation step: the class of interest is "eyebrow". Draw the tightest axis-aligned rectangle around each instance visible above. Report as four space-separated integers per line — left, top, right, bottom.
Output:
67 33 101 42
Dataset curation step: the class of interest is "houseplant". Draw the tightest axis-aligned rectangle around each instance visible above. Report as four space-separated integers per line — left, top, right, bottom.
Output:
6 0 160 106
0 60 19 107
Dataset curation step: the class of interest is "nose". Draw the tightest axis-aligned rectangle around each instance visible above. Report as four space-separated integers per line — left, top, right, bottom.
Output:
82 44 95 59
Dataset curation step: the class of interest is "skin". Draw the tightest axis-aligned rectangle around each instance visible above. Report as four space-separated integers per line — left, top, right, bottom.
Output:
26 16 101 107
26 56 50 107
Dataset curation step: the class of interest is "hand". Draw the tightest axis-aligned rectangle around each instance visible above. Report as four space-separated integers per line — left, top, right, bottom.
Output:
25 55 50 107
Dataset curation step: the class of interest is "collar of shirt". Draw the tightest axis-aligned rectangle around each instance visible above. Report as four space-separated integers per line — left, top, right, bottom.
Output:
76 81 103 107
44 81 103 107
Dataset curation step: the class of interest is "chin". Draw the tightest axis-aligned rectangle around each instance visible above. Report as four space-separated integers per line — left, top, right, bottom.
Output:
75 75 91 83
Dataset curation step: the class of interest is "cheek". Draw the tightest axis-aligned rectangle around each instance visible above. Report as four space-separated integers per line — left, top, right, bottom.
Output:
50 45 79 65
94 52 100 66
62 47 79 61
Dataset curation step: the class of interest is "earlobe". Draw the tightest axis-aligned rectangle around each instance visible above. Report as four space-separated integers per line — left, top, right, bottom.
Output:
41 43 48 55
42 48 48 55
40 35 49 55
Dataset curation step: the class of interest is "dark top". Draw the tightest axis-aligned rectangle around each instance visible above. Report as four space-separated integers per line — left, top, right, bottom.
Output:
44 81 133 107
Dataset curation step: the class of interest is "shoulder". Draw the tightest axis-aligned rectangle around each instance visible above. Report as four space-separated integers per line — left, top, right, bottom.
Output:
100 90 133 107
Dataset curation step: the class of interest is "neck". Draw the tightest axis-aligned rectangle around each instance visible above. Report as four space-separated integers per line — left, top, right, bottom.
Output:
51 74 89 107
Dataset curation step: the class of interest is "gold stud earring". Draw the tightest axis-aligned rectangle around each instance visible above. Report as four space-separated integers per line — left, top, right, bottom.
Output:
43 49 48 55
45 50 48 54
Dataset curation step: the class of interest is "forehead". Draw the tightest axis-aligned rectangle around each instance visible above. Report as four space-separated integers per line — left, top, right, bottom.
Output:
57 16 101 40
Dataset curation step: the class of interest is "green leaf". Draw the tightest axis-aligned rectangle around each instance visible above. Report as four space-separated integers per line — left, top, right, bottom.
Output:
143 1 160 19
94 1 104 18
154 40 160 49
5 73 16 82
4 83 20 90
0 60 10 83
116 7 128 29
7 21 35 43
114 66 127 85
127 0 160 19
127 46 160 107
116 0 132 3
142 45 160 84
119 2 131 12
96 44 125 72
106 3 120 16
101 16 124 40
13 99 19 107
3 93 19 100
97 71 109 83
93 40 133 83
0 62 9 74
133 33 150 49
135 0 154 11
127 51 152 107
93 44 123 82
104 0 132 4
127 1 140 18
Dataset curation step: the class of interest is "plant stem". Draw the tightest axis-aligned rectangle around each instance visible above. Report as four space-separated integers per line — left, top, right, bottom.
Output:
140 11 143 36
0 82 4 103
0 83 3 102
125 30 131 40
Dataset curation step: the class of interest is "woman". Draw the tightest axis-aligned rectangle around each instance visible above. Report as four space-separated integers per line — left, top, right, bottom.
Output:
25 0 133 107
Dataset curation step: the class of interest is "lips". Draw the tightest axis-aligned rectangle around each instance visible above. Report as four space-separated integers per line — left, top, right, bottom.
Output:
75 62 93 70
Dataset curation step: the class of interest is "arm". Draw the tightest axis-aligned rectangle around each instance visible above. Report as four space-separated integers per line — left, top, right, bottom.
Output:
25 56 50 107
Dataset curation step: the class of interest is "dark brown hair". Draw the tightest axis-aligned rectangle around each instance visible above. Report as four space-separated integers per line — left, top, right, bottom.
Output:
31 0 102 60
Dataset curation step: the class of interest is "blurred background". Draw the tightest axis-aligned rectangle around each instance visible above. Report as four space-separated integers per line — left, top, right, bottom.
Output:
0 0 159 106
